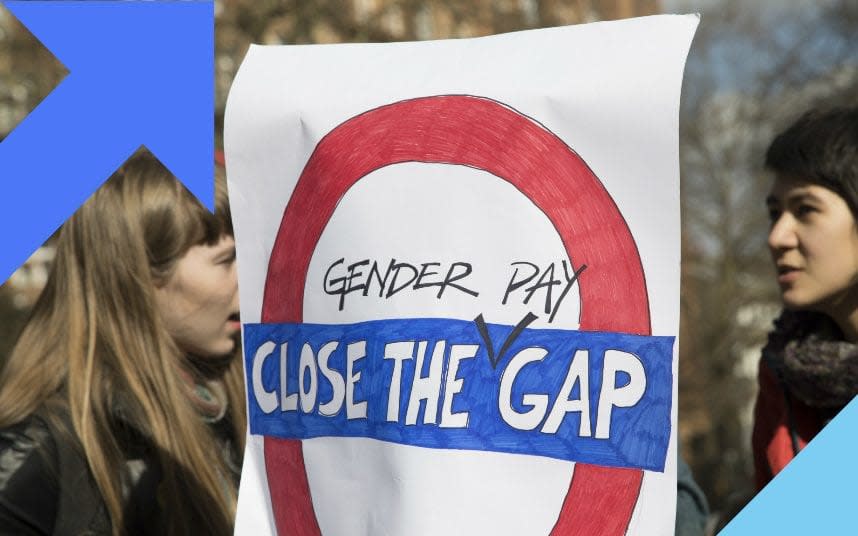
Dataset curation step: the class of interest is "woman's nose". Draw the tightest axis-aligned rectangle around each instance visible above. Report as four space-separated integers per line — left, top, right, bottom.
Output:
768 214 798 251
229 266 239 300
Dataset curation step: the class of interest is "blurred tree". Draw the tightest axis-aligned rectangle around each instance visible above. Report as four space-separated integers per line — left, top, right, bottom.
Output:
0 5 66 137
214 0 659 142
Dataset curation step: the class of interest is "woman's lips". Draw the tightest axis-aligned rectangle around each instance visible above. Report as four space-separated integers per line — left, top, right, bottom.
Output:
227 313 241 330
777 266 801 285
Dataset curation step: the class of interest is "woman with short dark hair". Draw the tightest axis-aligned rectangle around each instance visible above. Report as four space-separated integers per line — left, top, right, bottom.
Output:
754 107 858 488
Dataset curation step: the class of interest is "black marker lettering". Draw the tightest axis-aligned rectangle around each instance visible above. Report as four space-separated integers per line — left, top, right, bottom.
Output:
386 262 419 298
503 261 539 304
413 262 442 290
439 262 479 298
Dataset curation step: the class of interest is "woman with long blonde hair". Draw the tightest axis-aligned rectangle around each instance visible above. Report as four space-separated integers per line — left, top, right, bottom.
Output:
0 151 245 535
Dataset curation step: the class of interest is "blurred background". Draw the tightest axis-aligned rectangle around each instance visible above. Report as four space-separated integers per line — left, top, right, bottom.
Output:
1 0 856 531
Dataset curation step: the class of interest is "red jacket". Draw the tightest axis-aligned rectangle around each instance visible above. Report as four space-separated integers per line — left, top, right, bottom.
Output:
752 357 827 490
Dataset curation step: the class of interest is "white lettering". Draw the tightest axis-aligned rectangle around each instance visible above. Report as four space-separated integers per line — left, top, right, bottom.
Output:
280 342 298 411
405 341 445 425
346 341 367 419
440 344 477 428
318 341 344 416
541 349 591 436
383 341 414 422
298 343 318 413
251 341 278 414
498 347 549 430
595 350 646 439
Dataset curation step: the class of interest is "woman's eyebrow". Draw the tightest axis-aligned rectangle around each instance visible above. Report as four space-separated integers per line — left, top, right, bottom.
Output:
211 243 236 259
784 191 821 204
767 188 823 207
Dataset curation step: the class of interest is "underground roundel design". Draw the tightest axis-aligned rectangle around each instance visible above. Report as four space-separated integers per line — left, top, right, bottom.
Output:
244 95 672 536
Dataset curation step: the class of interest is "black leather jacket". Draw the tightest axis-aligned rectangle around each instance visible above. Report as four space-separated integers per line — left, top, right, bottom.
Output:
0 410 239 535
1 413 115 535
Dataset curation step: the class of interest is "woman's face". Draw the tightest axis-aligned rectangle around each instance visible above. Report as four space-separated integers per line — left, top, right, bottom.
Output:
155 234 241 358
767 176 858 315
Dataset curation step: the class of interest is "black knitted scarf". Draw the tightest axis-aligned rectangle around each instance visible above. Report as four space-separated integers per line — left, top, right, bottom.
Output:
763 310 858 411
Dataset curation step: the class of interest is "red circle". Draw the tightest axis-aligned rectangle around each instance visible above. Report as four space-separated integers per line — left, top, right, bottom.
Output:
262 95 650 536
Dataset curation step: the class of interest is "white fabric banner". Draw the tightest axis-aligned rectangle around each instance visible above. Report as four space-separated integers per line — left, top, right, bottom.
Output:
226 14 697 536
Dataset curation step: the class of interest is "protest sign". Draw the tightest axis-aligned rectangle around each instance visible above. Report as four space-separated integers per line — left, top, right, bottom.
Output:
226 14 697 535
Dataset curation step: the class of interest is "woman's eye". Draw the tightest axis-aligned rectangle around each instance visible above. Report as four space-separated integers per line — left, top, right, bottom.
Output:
795 204 816 218
218 250 236 265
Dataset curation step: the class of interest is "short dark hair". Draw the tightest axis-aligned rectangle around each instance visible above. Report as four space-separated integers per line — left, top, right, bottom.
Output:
765 107 858 215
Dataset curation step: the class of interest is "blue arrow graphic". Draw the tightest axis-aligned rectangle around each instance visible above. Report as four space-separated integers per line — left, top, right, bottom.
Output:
720 397 858 535
0 0 213 283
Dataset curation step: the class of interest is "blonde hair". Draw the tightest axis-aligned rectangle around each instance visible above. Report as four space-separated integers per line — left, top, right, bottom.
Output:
0 150 245 535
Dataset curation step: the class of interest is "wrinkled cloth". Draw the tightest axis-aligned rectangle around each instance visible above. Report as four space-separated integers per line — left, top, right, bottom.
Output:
0 413 122 535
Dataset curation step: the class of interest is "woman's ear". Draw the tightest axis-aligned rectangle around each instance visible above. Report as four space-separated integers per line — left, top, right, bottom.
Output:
153 283 170 314
150 264 174 290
